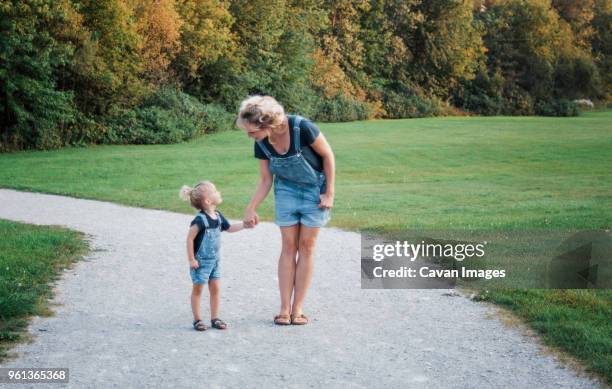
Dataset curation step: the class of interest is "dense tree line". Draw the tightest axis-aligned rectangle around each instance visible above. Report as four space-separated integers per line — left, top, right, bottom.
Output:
1 0 609 150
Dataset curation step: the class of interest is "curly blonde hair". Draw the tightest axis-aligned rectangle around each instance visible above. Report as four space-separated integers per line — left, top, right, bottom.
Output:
179 181 214 210
235 95 286 133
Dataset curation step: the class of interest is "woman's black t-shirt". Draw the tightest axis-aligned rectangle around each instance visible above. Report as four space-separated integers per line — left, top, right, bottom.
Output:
254 115 324 172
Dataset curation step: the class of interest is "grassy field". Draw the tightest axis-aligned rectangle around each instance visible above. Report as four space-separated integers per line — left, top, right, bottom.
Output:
0 220 87 360
0 111 610 381
0 111 610 231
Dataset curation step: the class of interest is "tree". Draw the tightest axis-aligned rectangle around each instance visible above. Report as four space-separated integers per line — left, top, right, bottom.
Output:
133 0 183 87
316 0 371 100
230 0 287 97
359 0 411 86
230 0 324 114
465 0 601 114
482 1 566 109
592 0 611 100
552 0 596 50
407 0 483 98
171 0 240 108
0 0 77 150
72 0 146 115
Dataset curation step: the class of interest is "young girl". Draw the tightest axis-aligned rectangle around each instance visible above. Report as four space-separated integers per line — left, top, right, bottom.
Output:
179 181 253 331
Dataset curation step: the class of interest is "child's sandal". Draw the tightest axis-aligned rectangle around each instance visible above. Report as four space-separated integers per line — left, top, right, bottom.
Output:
193 320 207 331
211 318 227 330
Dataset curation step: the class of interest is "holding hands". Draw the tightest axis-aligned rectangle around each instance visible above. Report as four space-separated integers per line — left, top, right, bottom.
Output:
243 220 256 228
243 207 259 228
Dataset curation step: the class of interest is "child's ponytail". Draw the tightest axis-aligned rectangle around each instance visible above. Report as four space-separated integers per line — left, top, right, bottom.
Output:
179 185 192 202
179 181 213 210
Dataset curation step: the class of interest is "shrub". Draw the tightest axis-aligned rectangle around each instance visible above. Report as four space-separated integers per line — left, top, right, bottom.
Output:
382 90 442 119
53 114 109 147
535 99 580 117
313 94 371 122
453 73 505 115
103 88 234 144
502 87 535 115
459 92 504 115
0 0 79 151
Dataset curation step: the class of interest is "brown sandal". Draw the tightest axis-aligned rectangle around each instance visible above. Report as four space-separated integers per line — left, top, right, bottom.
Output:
273 314 291 325
290 313 308 325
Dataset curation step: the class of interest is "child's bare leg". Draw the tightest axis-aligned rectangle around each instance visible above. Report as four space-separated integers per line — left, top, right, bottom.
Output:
208 279 221 319
191 284 204 321
279 225 300 316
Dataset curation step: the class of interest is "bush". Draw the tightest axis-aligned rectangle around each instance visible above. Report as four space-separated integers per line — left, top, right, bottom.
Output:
458 92 504 115
312 94 371 122
103 88 234 145
50 114 110 147
502 86 535 115
0 0 80 152
453 72 505 115
0 84 78 151
554 54 602 100
535 99 580 117
199 103 236 133
382 90 442 119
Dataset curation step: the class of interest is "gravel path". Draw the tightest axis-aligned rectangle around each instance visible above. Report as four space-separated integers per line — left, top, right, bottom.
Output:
0 189 602 388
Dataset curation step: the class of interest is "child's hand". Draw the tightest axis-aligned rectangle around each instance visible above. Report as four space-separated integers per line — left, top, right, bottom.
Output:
244 220 255 229
189 259 199 269
243 209 259 226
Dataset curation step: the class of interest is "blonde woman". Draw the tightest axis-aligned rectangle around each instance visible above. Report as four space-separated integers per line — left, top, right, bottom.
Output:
236 95 335 325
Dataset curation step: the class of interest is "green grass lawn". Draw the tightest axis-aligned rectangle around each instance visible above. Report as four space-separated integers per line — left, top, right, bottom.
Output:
1 111 610 231
0 111 610 381
0 220 87 360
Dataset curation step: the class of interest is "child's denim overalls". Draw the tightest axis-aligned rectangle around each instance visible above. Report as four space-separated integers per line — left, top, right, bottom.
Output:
190 211 222 284
256 115 331 227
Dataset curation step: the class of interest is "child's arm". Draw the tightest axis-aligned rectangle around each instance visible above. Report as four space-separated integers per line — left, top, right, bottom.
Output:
226 221 252 233
186 225 199 268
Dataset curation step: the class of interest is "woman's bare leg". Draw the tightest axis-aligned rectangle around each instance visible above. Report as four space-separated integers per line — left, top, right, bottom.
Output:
292 225 320 316
278 225 300 316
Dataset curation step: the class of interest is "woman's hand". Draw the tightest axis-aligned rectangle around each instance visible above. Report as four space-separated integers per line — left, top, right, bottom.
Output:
244 207 259 226
189 259 199 270
311 134 335 211
319 193 334 209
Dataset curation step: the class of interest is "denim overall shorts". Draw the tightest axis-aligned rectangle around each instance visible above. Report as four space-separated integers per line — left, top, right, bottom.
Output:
190 211 222 284
256 115 331 228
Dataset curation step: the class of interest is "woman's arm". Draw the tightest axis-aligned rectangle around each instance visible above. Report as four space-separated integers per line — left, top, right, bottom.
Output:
310 133 335 208
186 225 199 268
244 159 273 224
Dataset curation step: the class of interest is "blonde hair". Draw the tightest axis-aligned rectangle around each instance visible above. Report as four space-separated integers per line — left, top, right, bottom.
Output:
179 181 214 210
235 95 285 133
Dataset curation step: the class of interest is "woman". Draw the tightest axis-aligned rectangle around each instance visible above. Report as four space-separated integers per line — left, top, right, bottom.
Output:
236 95 335 325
